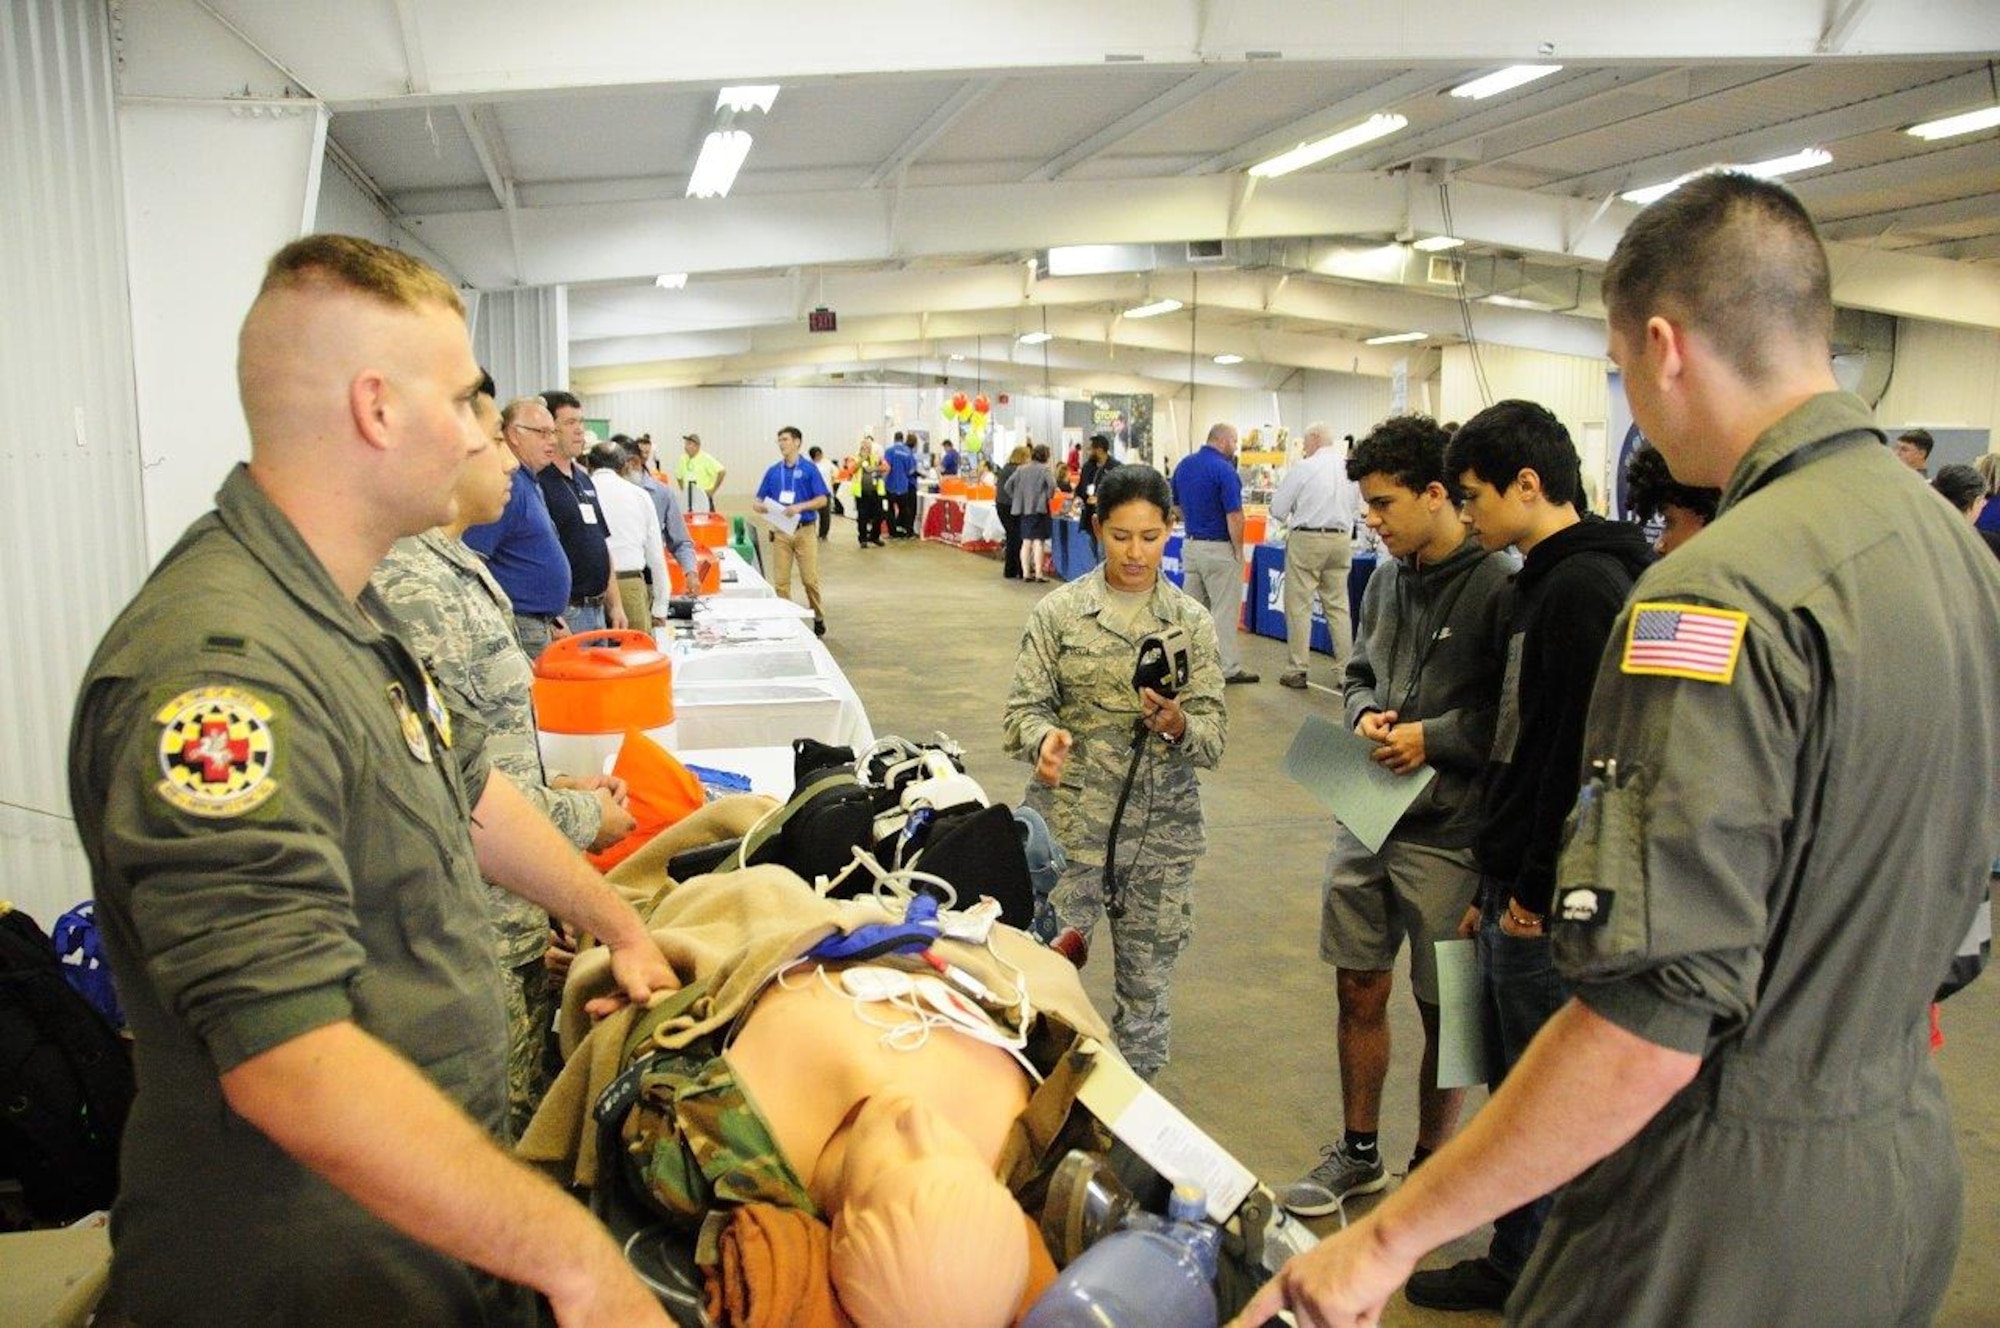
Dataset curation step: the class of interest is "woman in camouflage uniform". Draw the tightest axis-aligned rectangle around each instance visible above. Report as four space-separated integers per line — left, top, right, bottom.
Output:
1003 465 1227 1078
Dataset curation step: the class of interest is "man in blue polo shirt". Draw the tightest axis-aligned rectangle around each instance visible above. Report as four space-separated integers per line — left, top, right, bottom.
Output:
884 431 920 538
464 396 572 659
1171 422 1259 683
752 425 830 636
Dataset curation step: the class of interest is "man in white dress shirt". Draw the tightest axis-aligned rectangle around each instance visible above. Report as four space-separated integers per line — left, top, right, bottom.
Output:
588 441 674 629
1269 421 1362 690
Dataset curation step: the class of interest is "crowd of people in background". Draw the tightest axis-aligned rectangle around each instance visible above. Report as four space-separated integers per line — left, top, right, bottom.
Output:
48 172 2000 1328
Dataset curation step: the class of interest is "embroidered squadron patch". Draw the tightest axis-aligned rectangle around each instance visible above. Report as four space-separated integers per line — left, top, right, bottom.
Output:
1620 602 1749 684
154 686 277 818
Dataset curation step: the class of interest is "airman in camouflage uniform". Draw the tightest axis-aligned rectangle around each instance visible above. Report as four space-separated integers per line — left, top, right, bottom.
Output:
374 529 605 1135
1003 567 1227 1078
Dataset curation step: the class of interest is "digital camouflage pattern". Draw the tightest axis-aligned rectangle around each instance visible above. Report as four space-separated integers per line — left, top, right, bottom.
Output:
1049 859 1196 1079
1002 568 1226 869
373 530 603 968
1004 567 1227 1078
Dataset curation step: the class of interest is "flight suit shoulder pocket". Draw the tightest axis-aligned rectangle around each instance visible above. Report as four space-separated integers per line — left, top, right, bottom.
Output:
1552 769 1650 978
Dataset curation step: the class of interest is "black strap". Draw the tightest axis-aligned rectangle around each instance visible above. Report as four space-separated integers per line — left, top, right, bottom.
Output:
1102 719 1152 919
1735 433 1855 505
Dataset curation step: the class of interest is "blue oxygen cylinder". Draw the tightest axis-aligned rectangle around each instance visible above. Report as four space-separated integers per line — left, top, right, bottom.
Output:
1022 1183 1221 1328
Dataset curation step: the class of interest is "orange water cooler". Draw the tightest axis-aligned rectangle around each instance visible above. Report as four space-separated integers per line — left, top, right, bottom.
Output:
532 630 676 777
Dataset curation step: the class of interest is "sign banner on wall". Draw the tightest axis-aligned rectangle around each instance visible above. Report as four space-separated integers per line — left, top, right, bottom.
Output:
1606 370 1647 522
1091 393 1153 462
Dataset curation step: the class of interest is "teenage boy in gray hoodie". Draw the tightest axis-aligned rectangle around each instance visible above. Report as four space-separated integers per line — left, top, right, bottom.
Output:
1281 414 1515 1217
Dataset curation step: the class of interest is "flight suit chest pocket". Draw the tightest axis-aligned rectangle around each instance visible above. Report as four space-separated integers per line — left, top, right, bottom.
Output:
1551 768 1650 978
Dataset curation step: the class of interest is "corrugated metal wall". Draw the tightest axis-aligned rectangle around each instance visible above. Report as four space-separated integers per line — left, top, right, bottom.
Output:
1 0 148 924
1876 319 2000 442
475 287 569 403
1441 342 1613 485
1302 371 1397 445
582 384 1063 484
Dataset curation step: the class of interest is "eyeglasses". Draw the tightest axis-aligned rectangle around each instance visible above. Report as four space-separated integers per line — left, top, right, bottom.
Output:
509 424 558 439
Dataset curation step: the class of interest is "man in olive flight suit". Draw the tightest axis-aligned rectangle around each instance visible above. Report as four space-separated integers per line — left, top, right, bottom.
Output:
68 236 676 1328
1238 175 2000 1328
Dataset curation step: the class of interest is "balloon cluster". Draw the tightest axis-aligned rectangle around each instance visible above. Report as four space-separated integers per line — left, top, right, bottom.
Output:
939 391 993 451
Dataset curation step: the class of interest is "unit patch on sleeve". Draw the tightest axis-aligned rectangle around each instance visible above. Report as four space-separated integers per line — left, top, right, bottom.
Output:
154 686 278 818
1620 602 1749 684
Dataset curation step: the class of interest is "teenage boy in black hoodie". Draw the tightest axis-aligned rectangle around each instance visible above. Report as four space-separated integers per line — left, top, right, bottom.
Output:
1280 415 1515 1219
1402 399 1654 1312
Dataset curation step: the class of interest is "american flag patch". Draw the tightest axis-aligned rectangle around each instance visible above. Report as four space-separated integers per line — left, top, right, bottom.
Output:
1620 602 1749 684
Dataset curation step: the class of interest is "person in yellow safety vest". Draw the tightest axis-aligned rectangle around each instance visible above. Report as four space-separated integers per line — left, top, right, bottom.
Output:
849 439 889 548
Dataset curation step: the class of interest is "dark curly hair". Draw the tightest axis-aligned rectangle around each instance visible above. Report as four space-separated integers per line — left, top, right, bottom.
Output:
1624 442 1720 524
1346 414 1453 494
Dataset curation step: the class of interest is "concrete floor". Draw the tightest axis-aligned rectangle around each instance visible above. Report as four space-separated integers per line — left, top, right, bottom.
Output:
761 510 1999 1326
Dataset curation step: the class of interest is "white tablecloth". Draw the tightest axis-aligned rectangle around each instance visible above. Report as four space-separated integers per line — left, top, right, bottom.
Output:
963 499 1005 544
715 546 773 598
654 620 874 750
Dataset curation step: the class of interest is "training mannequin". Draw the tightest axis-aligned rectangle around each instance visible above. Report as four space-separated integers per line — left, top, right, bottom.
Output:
523 861 1112 1328
723 970 1038 1326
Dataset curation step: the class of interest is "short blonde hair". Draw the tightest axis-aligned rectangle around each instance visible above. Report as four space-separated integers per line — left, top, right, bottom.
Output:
258 234 464 319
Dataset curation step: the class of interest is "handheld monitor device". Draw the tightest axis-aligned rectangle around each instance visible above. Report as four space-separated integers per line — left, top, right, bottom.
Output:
1132 626 1191 698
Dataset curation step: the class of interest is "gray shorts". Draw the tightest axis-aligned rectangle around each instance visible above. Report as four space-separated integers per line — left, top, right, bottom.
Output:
1319 825 1479 1003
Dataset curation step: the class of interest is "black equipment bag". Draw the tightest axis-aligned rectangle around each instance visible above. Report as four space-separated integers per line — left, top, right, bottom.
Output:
0 906 135 1221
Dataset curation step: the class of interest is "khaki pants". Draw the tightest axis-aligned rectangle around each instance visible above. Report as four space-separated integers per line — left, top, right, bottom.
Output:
1283 529 1353 673
769 524 824 622
1180 539 1245 675
614 572 651 633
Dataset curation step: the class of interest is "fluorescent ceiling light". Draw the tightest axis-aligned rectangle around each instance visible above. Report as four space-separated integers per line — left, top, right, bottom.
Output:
687 130 754 198
1123 298 1184 319
1906 105 2000 140
1412 236 1464 252
949 353 966 361
1212 353 1245 365
1619 148 1833 205
716 85 780 114
1365 331 1428 345
655 273 688 290
1017 331 1054 345
1451 65 1563 100
1249 113 1408 178
1483 294 1559 311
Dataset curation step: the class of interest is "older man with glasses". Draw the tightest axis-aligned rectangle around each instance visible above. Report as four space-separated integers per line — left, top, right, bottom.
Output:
462 396 575 659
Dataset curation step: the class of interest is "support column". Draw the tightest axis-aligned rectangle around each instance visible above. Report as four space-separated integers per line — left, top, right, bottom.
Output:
474 286 571 400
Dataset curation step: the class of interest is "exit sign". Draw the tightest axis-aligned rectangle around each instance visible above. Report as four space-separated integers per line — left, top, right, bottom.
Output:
808 307 837 333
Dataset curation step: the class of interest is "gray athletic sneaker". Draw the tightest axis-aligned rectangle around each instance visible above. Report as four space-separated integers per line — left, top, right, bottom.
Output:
1278 1140 1388 1216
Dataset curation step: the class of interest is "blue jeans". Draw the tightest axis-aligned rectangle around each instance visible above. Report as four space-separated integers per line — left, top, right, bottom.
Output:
1479 878 1570 1279
566 603 606 634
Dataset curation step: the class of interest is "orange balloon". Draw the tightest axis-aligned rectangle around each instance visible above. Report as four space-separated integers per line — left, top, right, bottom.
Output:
951 392 969 413
972 394 991 415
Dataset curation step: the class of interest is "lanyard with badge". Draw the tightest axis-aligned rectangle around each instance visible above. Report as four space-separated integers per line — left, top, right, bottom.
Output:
570 469 600 525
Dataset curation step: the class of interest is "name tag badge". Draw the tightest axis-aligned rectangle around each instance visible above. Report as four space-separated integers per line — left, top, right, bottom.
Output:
580 503 599 525
779 489 795 505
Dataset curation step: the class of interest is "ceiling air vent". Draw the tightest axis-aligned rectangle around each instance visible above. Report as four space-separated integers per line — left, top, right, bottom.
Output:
1427 255 1466 286
1186 239 1227 264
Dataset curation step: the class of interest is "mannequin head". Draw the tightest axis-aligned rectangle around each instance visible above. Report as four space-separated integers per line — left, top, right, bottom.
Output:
824 1095 1029 1328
